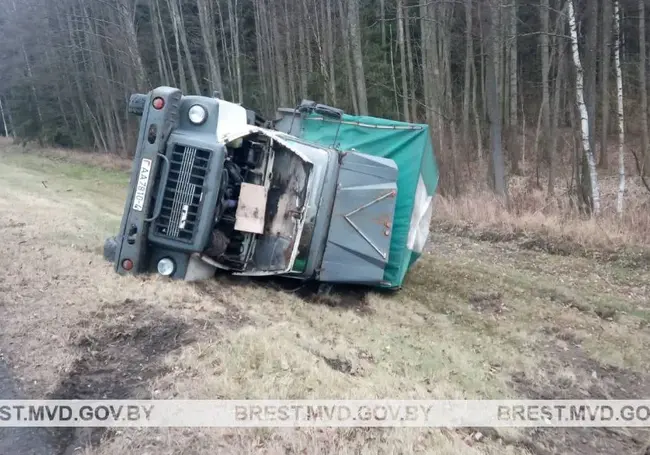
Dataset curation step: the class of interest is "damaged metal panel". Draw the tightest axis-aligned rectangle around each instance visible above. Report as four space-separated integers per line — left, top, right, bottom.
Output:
318 152 398 284
234 183 267 234
222 126 314 165
245 145 312 274
216 126 315 276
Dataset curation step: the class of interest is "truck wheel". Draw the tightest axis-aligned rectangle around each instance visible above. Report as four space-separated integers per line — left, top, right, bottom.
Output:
103 236 118 263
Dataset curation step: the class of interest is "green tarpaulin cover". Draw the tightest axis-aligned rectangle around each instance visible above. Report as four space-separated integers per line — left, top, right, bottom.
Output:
299 113 439 288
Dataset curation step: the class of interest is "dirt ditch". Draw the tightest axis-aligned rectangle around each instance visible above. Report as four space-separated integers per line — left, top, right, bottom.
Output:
432 222 650 269
506 330 650 455
46 299 218 454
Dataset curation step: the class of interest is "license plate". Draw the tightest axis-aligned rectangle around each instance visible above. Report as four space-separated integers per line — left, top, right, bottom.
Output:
132 158 152 211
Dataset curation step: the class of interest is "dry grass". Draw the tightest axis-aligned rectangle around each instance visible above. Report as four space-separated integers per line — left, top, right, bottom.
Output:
434 173 650 253
433 125 650 254
2 143 650 454
0 136 133 172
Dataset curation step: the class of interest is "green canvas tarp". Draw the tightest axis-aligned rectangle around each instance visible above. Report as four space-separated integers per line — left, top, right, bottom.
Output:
298 113 439 288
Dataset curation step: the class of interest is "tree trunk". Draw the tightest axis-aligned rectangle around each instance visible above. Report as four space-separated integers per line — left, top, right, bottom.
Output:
462 0 473 148
1 96 14 139
233 0 243 103
311 0 332 104
155 0 177 87
228 0 239 100
568 0 601 215
421 2 441 132
298 18 309 98
349 0 368 114
479 5 487 121
254 0 269 110
117 0 147 91
337 0 358 114
444 11 459 195
640 0 650 173
599 0 613 169
151 0 169 85
549 17 567 196
216 0 234 98
326 0 336 105
0 97 9 137
584 0 598 167
485 1 507 199
166 0 187 93
397 0 409 122
472 49 483 160
272 2 289 106
390 25 400 115
509 0 518 128
540 0 551 166
508 0 521 174
405 2 417 121
197 0 223 95
19 45 43 126
304 0 313 74
614 0 625 216
168 0 200 94
380 0 386 52
207 0 223 90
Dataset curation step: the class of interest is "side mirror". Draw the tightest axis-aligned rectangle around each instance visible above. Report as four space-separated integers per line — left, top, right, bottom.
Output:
128 93 147 116
297 99 344 119
314 104 344 119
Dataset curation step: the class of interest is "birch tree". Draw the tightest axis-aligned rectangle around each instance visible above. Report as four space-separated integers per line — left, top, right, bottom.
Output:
568 0 601 215
584 0 598 163
614 0 625 216
0 97 9 137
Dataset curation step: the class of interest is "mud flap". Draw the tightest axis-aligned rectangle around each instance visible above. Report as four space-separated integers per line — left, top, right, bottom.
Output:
318 152 398 284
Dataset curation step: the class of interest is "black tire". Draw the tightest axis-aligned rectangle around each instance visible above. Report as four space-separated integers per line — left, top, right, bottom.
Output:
103 236 118 263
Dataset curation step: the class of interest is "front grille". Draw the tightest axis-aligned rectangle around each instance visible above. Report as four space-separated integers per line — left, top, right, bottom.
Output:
154 145 211 242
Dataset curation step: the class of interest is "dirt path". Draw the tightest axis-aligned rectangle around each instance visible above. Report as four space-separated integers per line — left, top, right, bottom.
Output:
0 358 60 455
1 144 650 454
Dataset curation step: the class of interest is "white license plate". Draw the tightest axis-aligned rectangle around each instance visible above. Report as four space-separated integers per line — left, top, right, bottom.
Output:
132 158 152 211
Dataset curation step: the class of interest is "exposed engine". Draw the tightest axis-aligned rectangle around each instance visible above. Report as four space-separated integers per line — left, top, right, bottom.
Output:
203 132 274 271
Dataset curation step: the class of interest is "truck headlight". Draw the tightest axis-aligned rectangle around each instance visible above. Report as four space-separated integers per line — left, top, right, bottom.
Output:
188 105 207 125
157 258 175 276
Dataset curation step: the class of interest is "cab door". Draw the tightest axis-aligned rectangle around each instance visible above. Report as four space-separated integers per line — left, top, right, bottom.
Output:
318 151 398 284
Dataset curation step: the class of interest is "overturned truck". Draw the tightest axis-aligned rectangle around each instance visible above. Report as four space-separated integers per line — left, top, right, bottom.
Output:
105 86 439 289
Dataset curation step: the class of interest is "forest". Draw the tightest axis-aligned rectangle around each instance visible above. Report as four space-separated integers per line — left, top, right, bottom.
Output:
0 0 648 217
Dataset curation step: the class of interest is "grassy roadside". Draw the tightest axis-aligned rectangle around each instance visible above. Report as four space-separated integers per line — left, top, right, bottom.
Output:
1 143 649 454
433 176 650 256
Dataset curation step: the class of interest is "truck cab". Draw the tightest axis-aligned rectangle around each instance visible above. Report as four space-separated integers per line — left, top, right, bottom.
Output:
108 86 400 285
